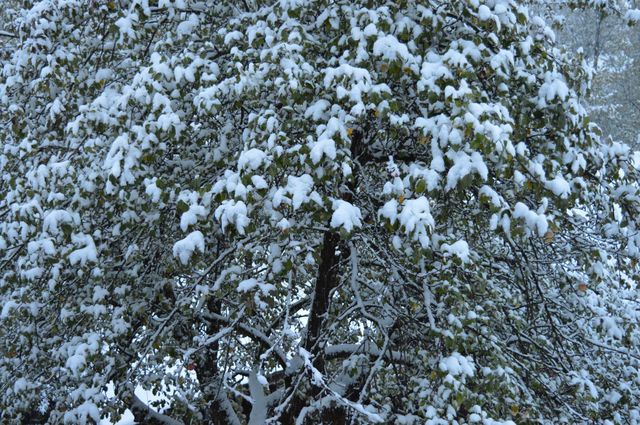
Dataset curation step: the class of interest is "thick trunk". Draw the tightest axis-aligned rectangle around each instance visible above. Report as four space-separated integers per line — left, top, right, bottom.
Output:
282 129 367 424
303 231 341 353
197 241 240 424
282 230 342 425
199 298 227 423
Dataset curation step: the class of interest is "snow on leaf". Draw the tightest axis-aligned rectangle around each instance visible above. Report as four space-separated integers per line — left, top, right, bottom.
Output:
172 231 205 265
439 352 475 377
68 234 98 266
441 240 471 263
331 200 362 233
446 151 488 191
546 175 571 199
238 148 267 171
381 196 434 248
180 205 207 232
214 200 250 234
513 202 548 237
237 278 258 292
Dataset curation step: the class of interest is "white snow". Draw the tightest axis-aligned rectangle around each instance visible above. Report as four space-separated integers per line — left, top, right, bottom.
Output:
65 353 86 375
248 370 267 425
513 202 548 237
27 238 56 256
180 205 207 231
569 369 599 399
605 390 622 404
441 240 470 263
92 286 109 303
237 278 258 292
238 148 267 171
380 197 435 248
310 118 346 164
172 231 205 265
144 178 162 203
398 198 434 235
310 137 336 164
68 234 98 266
331 200 362 233
538 72 569 107
477 5 492 21
626 9 640 24
304 99 331 121
214 200 250 234
223 30 243 45
64 401 101 425
445 151 488 190
272 174 318 210
363 23 377 37
1 300 18 319
439 352 475 377
373 34 412 62
115 13 138 43
257 373 268 386
177 14 200 36
13 378 28 393
277 218 290 231
250 175 268 190
545 175 571 199
43 209 78 235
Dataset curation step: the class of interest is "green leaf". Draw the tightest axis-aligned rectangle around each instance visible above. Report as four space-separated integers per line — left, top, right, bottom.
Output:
176 200 189 214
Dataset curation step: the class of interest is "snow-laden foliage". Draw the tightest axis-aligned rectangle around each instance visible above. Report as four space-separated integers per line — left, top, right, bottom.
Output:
535 0 640 146
2 0 640 423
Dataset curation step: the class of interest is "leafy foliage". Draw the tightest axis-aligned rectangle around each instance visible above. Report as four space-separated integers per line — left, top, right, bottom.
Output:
1 0 640 424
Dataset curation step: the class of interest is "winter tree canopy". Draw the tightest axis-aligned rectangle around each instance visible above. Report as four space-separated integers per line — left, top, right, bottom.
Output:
2 0 640 423
537 0 640 146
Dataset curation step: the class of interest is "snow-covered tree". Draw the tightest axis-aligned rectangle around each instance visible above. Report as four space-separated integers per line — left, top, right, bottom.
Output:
537 0 640 145
2 0 640 423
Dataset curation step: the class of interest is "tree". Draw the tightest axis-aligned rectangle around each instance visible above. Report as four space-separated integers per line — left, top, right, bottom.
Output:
1 0 640 423
540 0 640 145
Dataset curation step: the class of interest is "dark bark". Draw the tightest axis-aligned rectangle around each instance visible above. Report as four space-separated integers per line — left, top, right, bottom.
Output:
303 230 341 354
281 229 342 425
20 409 51 425
199 298 227 424
281 129 369 424
198 239 234 424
